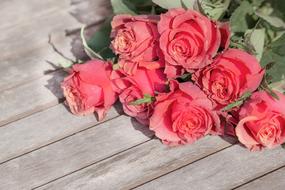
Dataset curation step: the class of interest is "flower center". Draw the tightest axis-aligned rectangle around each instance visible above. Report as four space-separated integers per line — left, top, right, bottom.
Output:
114 30 134 53
212 80 227 98
171 38 191 58
172 107 210 141
258 123 277 145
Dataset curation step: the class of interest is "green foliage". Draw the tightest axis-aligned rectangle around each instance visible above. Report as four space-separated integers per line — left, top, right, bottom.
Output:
178 73 192 82
58 60 74 68
152 0 197 10
110 0 136 15
129 94 155 105
259 74 280 100
256 11 285 29
230 1 254 32
222 92 252 111
87 18 116 60
199 0 231 20
261 33 285 83
244 28 265 61
81 26 103 60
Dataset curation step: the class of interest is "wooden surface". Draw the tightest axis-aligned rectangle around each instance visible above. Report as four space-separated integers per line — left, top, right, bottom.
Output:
0 0 284 189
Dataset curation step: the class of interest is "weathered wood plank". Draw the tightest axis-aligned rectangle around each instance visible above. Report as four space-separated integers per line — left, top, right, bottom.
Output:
0 22 105 127
0 115 153 190
0 103 122 164
0 0 111 91
0 71 65 126
35 136 232 190
136 145 285 190
236 167 285 190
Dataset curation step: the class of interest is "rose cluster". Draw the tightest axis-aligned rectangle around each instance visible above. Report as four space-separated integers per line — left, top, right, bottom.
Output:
61 9 285 151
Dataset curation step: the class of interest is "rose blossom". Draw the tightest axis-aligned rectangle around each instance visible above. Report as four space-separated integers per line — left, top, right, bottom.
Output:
61 59 117 121
158 8 230 78
111 14 161 63
150 81 222 145
118 58 164 76
112 66 167 125
236 91 285 151
193 49 264 109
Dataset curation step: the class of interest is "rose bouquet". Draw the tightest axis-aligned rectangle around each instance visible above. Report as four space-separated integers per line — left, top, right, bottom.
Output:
60 0 285 151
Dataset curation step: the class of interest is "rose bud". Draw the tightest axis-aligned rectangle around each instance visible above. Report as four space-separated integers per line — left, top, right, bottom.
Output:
193 49 265 109
61 59 117 121
158 9 230 78
112 65 167 125
236 91 285 151
150 81 222 145
111 15 161 64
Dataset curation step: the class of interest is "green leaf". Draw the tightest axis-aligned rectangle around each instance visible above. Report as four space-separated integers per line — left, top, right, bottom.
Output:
129 94 155 105
240 91 252 100
58 60 73 68
152 0 181 9
269 80 285 94
87 18 116 60
230 1 253 32
152 0 197 10
179 73 192 82
181 0 197 9
261 33 285 83
245 28 265 61
259 75 280 100
111 0 136 15
256 11 285 29
282 143 285 149
122 0 155 14
81 26 103 60
199 0 231 20
222 92 252 111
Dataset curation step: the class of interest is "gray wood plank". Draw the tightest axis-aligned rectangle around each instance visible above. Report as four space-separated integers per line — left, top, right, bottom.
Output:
136 145 285 190
0 103 122 164
36 136 233 190
0 115 153 190
236 167 285 190
0 0 110 91
0 71 65 126
0 22 105 127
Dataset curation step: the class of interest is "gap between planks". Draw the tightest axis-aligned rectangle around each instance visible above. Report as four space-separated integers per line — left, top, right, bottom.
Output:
33 137 234 190
134 145 285 190
0 115 154 189
0 103 123 165
232 165 285 190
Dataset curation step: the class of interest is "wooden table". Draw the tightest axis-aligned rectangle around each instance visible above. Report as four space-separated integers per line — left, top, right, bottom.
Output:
0 0 285 189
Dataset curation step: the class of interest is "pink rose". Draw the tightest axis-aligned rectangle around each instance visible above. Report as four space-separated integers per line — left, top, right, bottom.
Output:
236 91 285 151
61 60 117 121
150 81 222 145
158 9 230 78
112 66 167 125
118 59 164 76
193 49 265 109
111 15 161 63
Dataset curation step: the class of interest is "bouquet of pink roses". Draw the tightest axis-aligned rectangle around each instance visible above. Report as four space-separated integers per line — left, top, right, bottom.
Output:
60 0 285 151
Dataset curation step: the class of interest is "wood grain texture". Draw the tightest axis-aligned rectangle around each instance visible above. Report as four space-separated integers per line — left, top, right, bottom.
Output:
0 71 66 126
0 115 153 190
36 136 233 190
136 145 285 190
0 103 122 164
0 0 110 91
236 167 285 190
